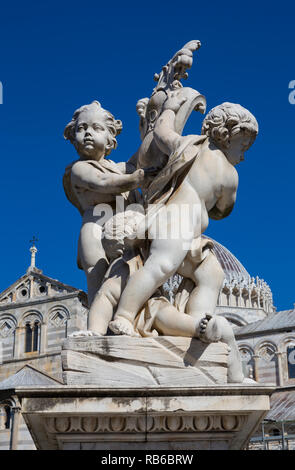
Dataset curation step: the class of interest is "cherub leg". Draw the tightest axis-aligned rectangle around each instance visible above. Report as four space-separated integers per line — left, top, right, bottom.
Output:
88 260 130 335
70 263 110 339
153 303 198 337
86 261 109 306
109 237 192 336
199 315 244 383
78 222 109 307
185 250 225 321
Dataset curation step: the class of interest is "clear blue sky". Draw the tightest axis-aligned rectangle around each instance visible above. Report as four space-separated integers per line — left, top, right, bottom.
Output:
0 0 294 311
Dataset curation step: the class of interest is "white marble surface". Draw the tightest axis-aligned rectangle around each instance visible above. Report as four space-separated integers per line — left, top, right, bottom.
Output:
62 336 229 387
17 383 273 450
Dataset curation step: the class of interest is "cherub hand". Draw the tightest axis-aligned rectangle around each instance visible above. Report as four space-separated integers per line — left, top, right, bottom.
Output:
163 92 187 113
133 167 160 188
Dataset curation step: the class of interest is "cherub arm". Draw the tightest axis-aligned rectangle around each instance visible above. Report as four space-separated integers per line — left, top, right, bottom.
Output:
153 109 182 156
209 178 238 220
71 161 144 195
153 93 189 156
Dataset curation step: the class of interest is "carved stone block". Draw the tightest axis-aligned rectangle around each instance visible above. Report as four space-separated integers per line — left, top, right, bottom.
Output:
62 336 229 387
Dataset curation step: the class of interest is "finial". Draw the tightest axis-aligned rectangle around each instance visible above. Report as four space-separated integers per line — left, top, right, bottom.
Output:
29 236 38 269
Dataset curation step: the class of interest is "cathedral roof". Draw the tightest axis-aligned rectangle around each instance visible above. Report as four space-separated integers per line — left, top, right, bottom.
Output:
0 269 86 309
206 236 250 282
0 239 88 309
0 364 62 390
266 386 295 422
234 309 295 337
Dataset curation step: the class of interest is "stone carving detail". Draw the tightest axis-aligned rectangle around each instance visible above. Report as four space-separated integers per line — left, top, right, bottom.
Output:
0 294 13 305
0 317 16 338
239 346 253 363
258 345 276 362
44 414 247 435
62 336 229 387
34 280 47 296
22 312 42 327
17 284 30 300
221 276 273 313
164 272 274 314
49 308 68 327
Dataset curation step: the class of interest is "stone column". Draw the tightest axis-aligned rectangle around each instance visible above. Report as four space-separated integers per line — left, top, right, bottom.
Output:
10 406 21 450
239 288 242 308
47 282 52 297
275 352 285 386
40 322 47 354
253 354 260 382
29 277 34 299
14 326 23 359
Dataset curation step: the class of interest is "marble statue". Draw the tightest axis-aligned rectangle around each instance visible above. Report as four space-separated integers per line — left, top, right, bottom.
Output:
63 41 258 384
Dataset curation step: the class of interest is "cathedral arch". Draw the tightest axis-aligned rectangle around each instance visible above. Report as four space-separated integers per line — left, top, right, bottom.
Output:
278 335 295 352
47 305 69 327
0 314 17 338
255 341 279 385
238 344 255 379
20 310 43 327
255 340 278 357
0 403 11 430
239 344 254 356
279 336 295 382
46 306 70 350
20 311 43 354
0 398 15 431
0 314 17 360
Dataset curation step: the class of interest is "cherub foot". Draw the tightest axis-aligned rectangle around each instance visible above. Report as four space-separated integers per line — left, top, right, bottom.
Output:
199 314 222 343
109 317 140 337
69 330 102 338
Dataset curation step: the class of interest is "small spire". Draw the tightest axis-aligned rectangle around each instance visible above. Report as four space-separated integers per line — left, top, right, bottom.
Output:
29 236 38 269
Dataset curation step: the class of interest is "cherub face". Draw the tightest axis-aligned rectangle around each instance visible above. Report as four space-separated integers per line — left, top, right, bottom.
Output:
74 107 110 160
225 130 254 166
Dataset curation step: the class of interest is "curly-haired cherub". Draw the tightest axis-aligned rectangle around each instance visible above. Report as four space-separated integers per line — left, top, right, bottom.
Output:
63 100 153 307
109 97 258 336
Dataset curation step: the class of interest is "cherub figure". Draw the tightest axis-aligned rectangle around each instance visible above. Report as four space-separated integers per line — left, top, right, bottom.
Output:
63 100 152 308
109 97 258 336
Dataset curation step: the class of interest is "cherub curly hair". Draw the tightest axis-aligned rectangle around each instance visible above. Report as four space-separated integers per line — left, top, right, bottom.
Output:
201 102 258 148
64 100 123 156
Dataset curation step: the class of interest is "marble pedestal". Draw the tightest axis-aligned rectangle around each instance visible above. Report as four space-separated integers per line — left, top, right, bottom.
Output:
15 337 274 450
16 384 273 450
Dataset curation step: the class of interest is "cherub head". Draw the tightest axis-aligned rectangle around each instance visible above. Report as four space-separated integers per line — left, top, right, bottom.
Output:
201 102 258 165
64 101 122 161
